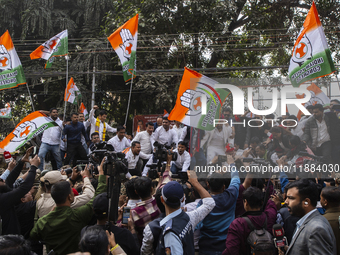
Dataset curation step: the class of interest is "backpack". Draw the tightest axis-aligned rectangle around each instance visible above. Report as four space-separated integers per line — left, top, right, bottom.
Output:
242 216 275 255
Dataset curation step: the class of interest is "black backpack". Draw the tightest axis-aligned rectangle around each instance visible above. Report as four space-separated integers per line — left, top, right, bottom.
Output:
242 216 275 255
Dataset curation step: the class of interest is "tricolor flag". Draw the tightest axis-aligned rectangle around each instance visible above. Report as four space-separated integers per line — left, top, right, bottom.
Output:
64 77 81 105
168 67 229 131
0 31 26 91
108 14 138 82
289 2 335 87
0 103 11 118
30 30 68 68
296 82 330 119
0 111 58 152
79 102 89 120
163 109 169 117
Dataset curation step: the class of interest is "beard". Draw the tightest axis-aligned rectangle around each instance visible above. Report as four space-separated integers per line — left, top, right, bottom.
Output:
288 201 305 218
0 184 12 193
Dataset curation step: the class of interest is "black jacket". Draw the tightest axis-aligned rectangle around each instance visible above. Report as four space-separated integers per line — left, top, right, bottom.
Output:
0 161 37 235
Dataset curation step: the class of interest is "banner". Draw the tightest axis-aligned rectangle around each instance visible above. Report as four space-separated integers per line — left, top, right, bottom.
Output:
296 82 330 119
0 111 58 152
0 31 26 91
0 103 11 118
108 14 138 82
168 67 229 131
79 102 89 119
289 2 335 87
64 77 81 105
30 30 68 68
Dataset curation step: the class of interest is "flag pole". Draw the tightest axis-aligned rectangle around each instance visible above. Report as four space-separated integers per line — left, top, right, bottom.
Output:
124 77 133 126
25 83 35 112
63 55 69 121
11 116 16 127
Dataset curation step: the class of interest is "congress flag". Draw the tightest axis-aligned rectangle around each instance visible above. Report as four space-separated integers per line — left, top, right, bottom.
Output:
168 67 229 131
64 77 81 105
0 31 26 91
0 111 58 152
296 82 330 119
108 14 138 82
0 103 11 118
79 102 89 120
289 2 335 87
30 30 68 68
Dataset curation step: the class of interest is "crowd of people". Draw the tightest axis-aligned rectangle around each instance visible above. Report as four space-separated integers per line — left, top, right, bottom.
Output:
0 100 340 255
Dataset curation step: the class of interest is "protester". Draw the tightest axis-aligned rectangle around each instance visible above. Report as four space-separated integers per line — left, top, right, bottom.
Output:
0 147 39 235
303 104 333 164
108 126 131 152
197 155 240 254
125 177 141 209
63 113 90 166
153 115 163 131
125 141 152 177
88 105 117 141
38 108 63 170
151 117 178 149
222 187 277 255
130 176 161 242
201 123 232 164
170 141 190 174
132 121 154 154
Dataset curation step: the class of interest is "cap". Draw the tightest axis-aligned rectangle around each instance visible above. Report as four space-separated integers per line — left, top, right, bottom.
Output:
41 171 67 185
225 143 235 153
93 192 108 216
161 181 184 207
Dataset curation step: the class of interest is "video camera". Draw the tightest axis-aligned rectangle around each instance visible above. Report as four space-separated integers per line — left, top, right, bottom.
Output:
88 141 128 177
146 142 179 178
153 141 178 162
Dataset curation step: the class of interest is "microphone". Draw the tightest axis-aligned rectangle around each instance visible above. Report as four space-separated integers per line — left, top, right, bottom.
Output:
272 224 288 248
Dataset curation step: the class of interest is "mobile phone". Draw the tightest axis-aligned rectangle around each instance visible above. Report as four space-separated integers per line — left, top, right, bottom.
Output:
31 146 38 157
122 207 131 224
76 164 86 172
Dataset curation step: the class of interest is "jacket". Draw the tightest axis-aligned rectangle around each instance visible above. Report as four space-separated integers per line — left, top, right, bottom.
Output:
286 210 336 255
30 175 107 255
323 207 340 255
302 112 340 149
222 200 277 255
0 161 37 235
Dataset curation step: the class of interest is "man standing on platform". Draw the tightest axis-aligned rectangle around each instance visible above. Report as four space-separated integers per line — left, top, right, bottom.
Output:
38 108 63 170
63 113 90 166
88 105 117 141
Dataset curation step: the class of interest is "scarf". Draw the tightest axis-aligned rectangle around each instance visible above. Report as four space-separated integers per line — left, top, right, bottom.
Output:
95 117 106 141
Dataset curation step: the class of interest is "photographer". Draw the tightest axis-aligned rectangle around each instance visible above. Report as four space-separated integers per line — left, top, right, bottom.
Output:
170 141 190 174
36 167 95 218
125 141 152 178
